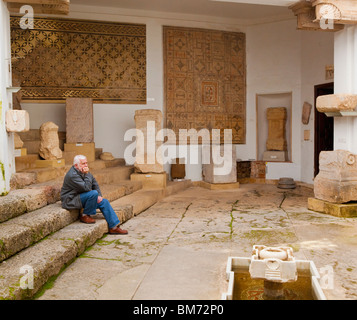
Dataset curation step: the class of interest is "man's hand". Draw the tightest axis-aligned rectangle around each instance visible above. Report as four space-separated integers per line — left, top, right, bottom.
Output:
97 196 103 203
82 166 89 174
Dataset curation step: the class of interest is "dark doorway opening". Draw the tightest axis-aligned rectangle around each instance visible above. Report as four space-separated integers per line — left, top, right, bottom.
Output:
314 82 334 177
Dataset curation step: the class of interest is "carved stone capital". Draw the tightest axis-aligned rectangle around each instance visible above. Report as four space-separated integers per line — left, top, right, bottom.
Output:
312 0 357 25
289 0 344 31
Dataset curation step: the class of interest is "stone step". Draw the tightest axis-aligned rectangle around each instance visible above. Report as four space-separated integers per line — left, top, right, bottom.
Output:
92 166 134 185
0 220 108 300
10 159 128 189
0 181 141 263
15 154 40 172
0 180 191 300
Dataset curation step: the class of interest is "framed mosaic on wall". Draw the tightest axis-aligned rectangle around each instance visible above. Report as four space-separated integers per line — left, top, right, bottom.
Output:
10 16 146 104
163 26 246 144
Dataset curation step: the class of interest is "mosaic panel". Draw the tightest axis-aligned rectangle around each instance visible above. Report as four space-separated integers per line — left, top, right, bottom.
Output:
164 26 246 144
10 16 146 104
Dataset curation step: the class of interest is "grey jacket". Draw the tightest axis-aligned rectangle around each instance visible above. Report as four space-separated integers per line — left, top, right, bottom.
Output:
60 165 102 210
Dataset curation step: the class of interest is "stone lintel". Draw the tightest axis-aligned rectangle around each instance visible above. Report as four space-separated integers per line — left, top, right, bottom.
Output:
316 94 357 113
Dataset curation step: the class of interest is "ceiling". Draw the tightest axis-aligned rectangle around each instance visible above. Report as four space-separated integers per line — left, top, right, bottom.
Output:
70 0 296 21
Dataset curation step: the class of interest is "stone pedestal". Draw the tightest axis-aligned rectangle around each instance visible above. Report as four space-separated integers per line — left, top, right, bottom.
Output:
130 172 167 189
314 150 357 203
266 107 287 152
64 142 95 163
134 109 164 174
66 98 94 143
202 145 237 184
262 151 288 162
35 158 65 168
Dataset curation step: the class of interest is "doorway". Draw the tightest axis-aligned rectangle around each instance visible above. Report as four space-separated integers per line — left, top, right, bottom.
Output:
314 83 334 177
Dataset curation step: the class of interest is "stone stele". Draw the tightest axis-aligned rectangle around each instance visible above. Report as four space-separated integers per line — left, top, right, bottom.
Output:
314 150 357 203
266 107 287 151
65 98 94 143
134 109 164 173
39 121 63 160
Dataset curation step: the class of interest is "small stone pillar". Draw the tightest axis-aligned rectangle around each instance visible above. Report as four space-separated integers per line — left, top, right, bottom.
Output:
201 145 239 189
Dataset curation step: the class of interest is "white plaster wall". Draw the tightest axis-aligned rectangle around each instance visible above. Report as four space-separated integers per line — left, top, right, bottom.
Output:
246 19 302 181
19 5 334 182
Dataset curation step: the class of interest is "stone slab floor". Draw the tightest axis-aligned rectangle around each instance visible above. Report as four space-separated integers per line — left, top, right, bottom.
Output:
37 184 357 300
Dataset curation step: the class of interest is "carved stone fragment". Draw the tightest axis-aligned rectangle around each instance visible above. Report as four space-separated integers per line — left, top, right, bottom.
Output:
314 150 357 203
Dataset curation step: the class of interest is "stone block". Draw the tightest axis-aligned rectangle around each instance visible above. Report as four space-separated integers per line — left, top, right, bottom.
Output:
5 110 30 132
64 142 95 162
15 154 39 172
316 94 357 113
199 181 239 190
202 145 237 184
130 172 167 189
308 197 357 218
314 150 357 203
35 159 65 168
66 98 94 143
14 148 27 157
263 151 288 162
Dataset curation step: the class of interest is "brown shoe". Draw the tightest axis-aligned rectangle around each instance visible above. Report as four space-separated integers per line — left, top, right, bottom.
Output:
80 214 96 224
108 226 128 235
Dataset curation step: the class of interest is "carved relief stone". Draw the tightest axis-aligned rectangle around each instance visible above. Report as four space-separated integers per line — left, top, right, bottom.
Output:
266 107 287 152
289 0 344 31
312 0 357 25
66 98 94 143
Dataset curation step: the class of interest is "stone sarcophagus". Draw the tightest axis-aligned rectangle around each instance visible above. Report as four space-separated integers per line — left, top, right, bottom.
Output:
314 150 357 203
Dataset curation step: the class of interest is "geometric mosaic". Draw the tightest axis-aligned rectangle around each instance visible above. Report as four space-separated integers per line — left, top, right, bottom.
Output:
10 16 146 104
163 26 246 144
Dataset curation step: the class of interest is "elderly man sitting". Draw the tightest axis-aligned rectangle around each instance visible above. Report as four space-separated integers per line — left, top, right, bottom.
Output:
60 155 128 235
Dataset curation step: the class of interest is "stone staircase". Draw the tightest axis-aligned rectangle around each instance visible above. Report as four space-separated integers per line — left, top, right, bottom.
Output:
0 159 192 300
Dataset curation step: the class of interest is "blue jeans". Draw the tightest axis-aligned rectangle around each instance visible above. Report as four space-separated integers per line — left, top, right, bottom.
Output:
80 190 120 229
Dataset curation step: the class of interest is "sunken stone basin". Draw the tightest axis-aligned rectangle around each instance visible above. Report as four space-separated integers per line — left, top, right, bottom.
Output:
222 245 326 300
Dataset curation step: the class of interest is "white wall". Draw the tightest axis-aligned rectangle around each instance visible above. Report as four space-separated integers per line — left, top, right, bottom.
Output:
19 5 334 182
246 19 302 181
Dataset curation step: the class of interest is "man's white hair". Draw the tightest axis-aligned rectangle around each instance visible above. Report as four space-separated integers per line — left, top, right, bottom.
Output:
73 155 87 166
